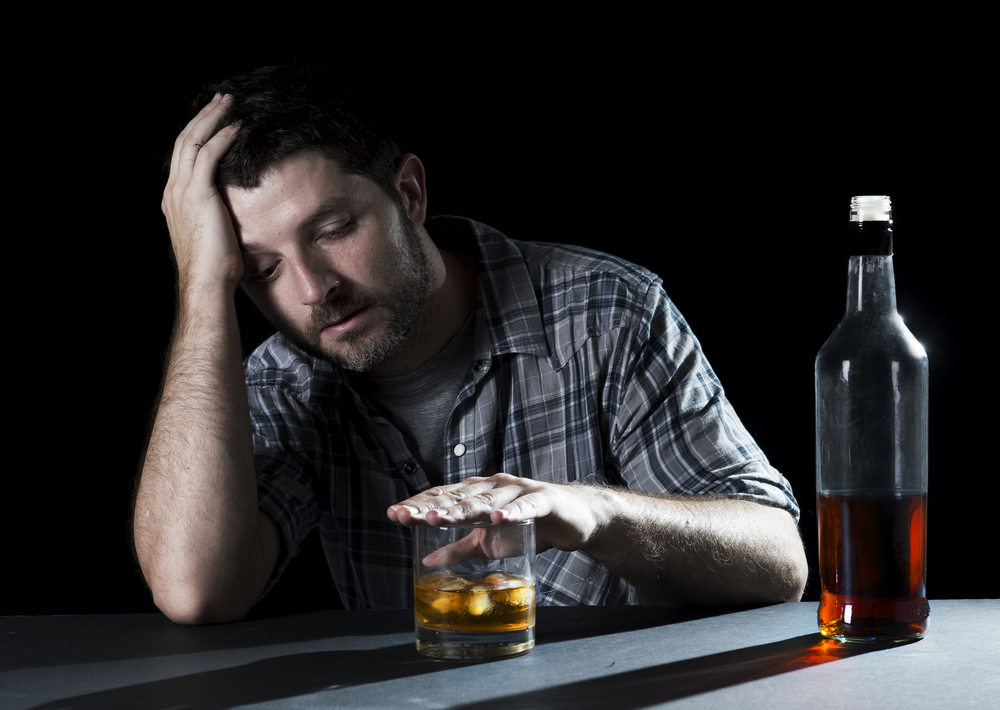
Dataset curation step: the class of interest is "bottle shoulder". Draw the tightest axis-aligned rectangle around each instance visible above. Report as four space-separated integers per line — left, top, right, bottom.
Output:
816 312 927 365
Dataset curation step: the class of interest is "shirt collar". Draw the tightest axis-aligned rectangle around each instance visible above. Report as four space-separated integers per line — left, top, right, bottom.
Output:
426 215 551 360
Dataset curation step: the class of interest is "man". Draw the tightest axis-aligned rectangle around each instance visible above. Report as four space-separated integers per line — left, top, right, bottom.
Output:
135 66 807 624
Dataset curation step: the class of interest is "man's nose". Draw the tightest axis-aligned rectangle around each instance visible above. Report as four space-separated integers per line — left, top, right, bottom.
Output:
290 257 339 306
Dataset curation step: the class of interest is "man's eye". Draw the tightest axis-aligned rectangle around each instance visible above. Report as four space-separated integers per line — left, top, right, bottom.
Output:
250 263 280 283
320 220 353 240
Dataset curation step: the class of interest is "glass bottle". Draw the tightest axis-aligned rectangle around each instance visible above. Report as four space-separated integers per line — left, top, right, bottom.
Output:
815 195 929 642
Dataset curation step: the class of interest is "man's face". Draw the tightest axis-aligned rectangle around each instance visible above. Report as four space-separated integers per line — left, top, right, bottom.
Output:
227 153 430 373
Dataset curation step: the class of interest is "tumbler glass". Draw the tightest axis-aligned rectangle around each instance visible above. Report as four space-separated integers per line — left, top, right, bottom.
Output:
413 520 536 660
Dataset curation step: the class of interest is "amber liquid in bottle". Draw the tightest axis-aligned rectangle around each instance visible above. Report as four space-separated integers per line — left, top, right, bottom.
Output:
817 491 929 640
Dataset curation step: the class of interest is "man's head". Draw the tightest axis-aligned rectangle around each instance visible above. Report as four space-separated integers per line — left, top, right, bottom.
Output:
187 66 446 377
192 66 403 209
228 153 432 375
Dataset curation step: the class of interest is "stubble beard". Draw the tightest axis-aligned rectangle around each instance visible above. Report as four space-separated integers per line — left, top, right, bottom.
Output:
291 209 430 373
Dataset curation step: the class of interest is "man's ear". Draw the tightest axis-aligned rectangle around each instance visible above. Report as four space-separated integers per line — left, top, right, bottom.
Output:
394 153 427 227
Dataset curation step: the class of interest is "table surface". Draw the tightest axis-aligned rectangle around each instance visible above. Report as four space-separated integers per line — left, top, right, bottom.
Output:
2 599 997 709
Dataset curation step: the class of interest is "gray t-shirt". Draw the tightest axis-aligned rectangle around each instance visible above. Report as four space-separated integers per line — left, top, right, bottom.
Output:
355 312 476 486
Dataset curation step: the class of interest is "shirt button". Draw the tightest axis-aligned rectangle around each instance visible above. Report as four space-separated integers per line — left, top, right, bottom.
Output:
453 444 467 457
403 462 416 474
474 360 484 371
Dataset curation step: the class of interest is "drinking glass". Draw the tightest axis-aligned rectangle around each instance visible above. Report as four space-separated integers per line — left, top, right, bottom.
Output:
413 520 536 660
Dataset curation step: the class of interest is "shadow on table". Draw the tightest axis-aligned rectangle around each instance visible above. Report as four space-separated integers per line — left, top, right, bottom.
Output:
449 633 913 710
5 603 711 672
535 604 738 645
19 606 750 709
26 642 436 710
25 630 911 710
2 611 408 672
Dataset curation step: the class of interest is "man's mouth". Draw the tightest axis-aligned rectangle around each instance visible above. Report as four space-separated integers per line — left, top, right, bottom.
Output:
326 305 368 329
306 290 379 342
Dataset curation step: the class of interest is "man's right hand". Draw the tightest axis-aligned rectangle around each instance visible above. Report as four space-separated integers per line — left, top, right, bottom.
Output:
161 94 244 292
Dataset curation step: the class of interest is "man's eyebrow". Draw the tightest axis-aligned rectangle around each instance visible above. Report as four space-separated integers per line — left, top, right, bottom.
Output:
238 196 353 254
239 241 269 254
298 196 353 232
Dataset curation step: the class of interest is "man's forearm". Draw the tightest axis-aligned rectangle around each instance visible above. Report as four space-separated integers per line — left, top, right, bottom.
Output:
134 288 276 624
580 488 807 605
389 474 808 606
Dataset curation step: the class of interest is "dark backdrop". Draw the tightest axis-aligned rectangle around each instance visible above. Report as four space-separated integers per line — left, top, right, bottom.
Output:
6 34 989 617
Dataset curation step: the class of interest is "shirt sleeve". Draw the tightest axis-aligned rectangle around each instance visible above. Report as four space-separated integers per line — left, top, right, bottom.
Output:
246 382 323 595
608 281 801 522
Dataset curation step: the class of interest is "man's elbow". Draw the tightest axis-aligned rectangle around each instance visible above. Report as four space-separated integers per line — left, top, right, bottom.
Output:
141 559 255 625
790 559 809 602
151 585 252 625
748 508 809 604
778 533 809 603
781 568 807 603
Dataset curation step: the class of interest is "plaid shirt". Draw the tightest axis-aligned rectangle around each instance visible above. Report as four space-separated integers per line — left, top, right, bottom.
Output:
246 216 799 609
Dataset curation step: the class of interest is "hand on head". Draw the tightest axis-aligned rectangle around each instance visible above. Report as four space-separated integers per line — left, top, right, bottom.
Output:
162 94 244 292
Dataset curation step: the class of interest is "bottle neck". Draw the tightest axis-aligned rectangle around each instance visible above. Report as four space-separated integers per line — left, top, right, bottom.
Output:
845 255 897 317
844 220 893 257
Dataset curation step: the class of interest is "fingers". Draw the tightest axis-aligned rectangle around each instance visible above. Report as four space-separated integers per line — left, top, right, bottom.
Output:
161 94 245 289
422 534 482 568
389 475 604 555
168 94 238 182
490 490 552 524
422 527 529 568
389 474 529 526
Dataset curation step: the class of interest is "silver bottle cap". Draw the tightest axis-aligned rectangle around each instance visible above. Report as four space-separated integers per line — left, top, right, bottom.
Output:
850 195 892 222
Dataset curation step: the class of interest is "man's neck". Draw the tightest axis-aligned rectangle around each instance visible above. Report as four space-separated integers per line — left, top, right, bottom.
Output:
367 243 478 378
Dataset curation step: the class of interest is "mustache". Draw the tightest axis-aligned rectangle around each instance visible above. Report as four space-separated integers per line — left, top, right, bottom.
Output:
306 293 371 337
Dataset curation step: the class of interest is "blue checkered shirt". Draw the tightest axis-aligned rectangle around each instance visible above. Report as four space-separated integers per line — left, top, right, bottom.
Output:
245 216 800 609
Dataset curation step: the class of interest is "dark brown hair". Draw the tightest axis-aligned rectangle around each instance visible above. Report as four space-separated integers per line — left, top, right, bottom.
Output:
188 65 403 205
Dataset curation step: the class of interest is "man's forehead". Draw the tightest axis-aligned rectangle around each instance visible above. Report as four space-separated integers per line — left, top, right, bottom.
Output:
225 153 350 200
223 154 378 241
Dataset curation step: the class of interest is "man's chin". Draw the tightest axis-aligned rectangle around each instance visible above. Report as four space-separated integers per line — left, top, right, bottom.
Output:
286 331 403 374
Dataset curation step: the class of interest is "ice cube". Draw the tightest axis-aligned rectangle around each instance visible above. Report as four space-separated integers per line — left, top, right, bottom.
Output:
439 578 468 592
431 596 452 615
467 593 493 616
505 585 535 608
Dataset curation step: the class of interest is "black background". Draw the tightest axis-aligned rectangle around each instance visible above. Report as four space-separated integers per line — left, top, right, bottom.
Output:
6 26 991 617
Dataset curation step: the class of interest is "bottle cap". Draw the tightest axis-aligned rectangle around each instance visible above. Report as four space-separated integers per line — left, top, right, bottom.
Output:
846 195 893 256
850 195 892 222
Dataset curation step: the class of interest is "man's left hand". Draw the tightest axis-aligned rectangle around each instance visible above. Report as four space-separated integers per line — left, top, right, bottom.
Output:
387 473 608 555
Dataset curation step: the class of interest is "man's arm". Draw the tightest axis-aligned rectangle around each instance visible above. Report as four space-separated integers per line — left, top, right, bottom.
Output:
389 271 807 605
134 95 279 624
388 474 807 605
